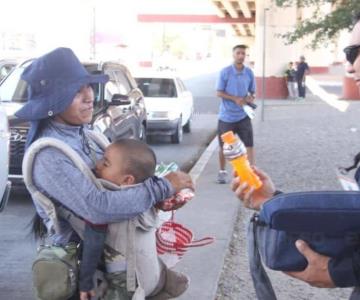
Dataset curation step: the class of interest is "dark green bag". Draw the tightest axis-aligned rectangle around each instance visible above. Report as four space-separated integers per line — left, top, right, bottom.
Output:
32 243 79 300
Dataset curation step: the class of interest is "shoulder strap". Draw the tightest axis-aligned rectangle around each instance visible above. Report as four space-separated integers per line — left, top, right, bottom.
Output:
86 130 110 151
247 214 277 300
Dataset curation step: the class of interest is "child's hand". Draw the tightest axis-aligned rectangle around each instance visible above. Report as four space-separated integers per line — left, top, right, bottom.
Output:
156 199 186 211
80 290 96 300
156 190 194 211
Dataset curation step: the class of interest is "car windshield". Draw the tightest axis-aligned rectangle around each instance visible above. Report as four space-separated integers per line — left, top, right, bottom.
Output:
135 78 177 98
0 62 101 103
0 63 30 103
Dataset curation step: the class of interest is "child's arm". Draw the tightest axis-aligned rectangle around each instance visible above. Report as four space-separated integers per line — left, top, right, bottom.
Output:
79 223 108 297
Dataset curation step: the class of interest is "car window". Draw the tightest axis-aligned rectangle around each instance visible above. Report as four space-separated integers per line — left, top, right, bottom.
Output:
104 69 131 101
85 69 102 112
0 64 15 81
135 78 177 98
125 69 137 88
0 62 101 103
0 65 29 102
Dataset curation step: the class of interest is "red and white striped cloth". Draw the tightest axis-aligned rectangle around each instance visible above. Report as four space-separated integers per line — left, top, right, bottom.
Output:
156 212 214 258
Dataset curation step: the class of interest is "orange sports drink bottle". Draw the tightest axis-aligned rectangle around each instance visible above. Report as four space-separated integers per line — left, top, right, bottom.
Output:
221 131 262 190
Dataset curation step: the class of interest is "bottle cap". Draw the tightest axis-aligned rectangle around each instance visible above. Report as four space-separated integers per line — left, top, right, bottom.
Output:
221 131 236 144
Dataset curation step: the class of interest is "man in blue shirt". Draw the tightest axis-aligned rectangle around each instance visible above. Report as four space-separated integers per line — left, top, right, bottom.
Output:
296 56 310 99
216 44 256 184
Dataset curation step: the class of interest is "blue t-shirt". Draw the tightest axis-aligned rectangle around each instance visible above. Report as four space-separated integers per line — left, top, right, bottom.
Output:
216 64 256 123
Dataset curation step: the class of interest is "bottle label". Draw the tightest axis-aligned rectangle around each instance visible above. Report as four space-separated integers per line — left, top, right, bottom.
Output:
223 139 247 159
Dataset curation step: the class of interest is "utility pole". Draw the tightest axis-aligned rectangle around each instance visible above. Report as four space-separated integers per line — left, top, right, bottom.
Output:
91 5 96 60
261 8 269 122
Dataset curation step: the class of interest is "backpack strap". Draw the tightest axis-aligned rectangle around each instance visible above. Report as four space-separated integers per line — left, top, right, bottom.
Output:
247 213 277 300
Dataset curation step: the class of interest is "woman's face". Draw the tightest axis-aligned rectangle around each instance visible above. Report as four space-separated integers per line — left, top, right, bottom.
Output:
55 85 94 125
347 21 360 91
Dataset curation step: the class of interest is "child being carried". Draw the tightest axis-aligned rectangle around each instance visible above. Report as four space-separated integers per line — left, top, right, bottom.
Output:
79 139 189 300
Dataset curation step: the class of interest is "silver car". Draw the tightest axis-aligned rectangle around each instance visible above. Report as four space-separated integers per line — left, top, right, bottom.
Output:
0 104 11 211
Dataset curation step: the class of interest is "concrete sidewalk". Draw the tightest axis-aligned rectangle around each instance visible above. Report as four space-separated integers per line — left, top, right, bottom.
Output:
173 138 239 300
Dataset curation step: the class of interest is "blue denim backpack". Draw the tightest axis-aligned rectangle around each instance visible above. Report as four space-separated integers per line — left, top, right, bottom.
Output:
248 191 360 300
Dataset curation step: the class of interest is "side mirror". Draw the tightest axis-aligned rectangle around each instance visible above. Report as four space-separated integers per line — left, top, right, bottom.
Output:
110 94 131 106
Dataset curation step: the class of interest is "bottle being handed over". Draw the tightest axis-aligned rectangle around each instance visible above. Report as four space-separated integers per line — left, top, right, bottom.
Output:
221 131 262 190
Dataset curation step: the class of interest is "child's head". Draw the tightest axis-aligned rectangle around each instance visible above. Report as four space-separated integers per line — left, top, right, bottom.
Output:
95 139 157 186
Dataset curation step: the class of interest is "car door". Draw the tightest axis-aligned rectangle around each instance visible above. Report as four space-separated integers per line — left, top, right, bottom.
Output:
176 78 193 125
103 65 138 141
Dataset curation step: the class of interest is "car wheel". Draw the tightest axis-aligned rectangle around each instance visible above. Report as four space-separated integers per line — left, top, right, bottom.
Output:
183 118 191 133
171 118 183 144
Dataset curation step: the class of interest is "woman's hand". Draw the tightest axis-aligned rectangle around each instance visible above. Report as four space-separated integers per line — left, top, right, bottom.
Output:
165 171 194 193
285 240 335 288
231 167 275 210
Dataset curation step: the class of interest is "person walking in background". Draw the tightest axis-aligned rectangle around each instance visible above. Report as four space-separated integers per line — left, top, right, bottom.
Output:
216 44 256 184
296 56 310 99
284 62 297 99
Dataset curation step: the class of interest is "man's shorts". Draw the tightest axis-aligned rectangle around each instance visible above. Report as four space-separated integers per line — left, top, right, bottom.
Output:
218 117 254 148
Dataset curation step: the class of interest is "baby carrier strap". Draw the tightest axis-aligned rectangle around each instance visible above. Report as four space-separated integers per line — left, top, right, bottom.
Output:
86 129 110 150
247 214 277 300
22 137 104 234
23 130 110 232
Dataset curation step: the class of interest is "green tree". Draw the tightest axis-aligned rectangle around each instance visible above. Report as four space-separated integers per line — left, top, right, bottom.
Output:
275 0 360 48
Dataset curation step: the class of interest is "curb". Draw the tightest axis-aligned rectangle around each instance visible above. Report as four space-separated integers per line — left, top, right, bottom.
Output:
307 76 349 112
189 136 219 184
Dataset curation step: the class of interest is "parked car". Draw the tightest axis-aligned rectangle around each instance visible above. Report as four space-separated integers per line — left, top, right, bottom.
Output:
135 74 194 144
0 59 18 82
0 104 11 211
0 59 147 187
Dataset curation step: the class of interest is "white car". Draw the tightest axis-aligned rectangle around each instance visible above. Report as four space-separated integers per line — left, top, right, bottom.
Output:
135 74 194 144
0 104 11 212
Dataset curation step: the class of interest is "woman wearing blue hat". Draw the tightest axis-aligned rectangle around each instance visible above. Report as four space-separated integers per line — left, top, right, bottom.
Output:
16 47 193 246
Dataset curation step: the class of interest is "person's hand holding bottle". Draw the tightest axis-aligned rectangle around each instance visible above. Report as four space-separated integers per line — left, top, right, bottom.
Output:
231 167 276 210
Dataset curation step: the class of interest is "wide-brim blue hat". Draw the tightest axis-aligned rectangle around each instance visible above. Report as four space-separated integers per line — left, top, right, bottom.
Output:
14 47 109 147
16 47 109 121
